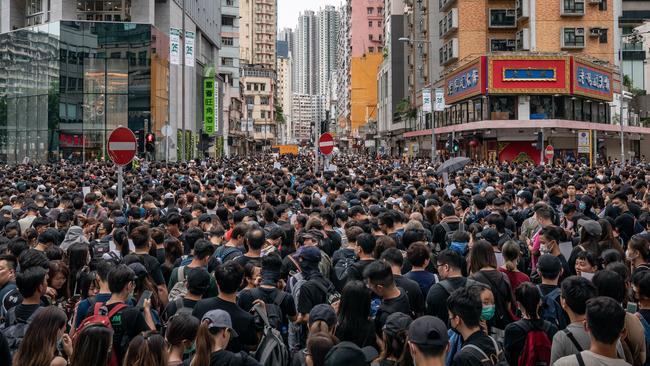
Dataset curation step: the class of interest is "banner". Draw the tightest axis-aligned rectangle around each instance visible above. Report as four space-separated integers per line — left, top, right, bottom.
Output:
214 80 220 135
422 89 432 113
434 88 445 112
170 28 180 65
204 79 215 135
185 31 195 67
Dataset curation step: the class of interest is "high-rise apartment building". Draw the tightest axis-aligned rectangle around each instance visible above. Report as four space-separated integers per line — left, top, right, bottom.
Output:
317 6 339 96
221 0 243 156
0 0 222 163
277 56 292 143
351 0 384 56
292 94 323 142
335 3 352 135
239 0 277 68
296 10 318 95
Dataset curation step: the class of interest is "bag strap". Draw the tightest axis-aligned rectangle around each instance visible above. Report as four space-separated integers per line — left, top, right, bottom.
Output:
175 297 185 310
253 302 270 328
438 280 455 295
440 222 451 234
93 301 105 316
106 303 128 319
311 278 331 296
563 329 583 352
461 344 490 361
273 290 287 306
575 352 586 366
288 255 302 273
178 266 186 282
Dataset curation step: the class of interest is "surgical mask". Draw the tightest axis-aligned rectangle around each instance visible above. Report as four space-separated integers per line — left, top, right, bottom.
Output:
481 305 496 321
450 241 469 256
540 244 550 255
626 250 638 262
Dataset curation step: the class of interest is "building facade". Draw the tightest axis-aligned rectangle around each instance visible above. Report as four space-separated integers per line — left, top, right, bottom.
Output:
295 10 318 95
292 93 323 142
317 6 339 96
0 0 222 163
276 55 292 144
239 0 276 68
221 0 244 156
242 66 275 150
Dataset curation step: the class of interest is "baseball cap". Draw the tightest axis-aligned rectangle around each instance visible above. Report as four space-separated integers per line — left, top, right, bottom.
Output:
202 310 239 337
309 304 337 327
324 341 378 366
537 254 562 278
462 188 472 196
578 219 602 237
407 315 449 347
127 263 148 280
477 228 499 246
297 245 321 263
164 192 175 200
383 312 413 337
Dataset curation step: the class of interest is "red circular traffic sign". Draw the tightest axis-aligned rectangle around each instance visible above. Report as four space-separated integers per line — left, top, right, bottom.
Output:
107 127 137 166
545 145 555 160
319 133 334 155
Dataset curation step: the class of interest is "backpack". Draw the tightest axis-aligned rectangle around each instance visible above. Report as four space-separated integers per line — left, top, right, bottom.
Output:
173 297 194 317
251 288 287 331
440 222 466 250
318 250 332 280
537 286 566 329
252 303 290 366
438 278 480 295
310 278 341 305
168 266 188 302
214 246 242 264
516 321 553 366
332 250 357 291
73 302 127 366
474 271 514 330
91 240 111 260
1 306 41 357
460 335 508 366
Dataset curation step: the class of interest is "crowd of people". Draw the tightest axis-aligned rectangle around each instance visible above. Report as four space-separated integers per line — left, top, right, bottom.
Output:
0 154 648 366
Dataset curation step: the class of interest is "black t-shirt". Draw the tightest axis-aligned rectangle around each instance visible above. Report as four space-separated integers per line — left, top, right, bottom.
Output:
192 297 257 352
0 332 9 366
124 253 166 285
162 297 198 322
426 277 469 323
297 277 332 314
452 331 499 366
105 303 149 364
433 220 462 251
155 247 166 264
375 289 411 334
503 319 558 366
13 303 40 321
347 259 374 282
394 275 425 315
209 349 260 366
237 287 297 326
335 319 378 350
234 255 262 269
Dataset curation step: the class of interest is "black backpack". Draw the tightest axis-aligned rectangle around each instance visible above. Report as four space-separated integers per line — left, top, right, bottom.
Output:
332 250 357 291
252 303 290 366
1 307 41 356
252 289 288 331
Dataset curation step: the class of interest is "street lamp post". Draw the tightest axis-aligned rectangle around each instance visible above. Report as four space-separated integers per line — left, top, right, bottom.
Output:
398 37 437 164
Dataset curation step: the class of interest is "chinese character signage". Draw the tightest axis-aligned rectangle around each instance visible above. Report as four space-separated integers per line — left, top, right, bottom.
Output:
204 79 215 135
572 59 613 101
444 57 485 104
434 88 445 112
422 89 432 113
170 28 180 65
185 31 195 67
488 56 570 94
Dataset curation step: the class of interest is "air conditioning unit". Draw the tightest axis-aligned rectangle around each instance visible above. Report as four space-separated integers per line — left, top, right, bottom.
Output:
506 9 516 17
507 39 516 47
516 28 530 50
589 0 601 4
590 28 601 36
576 28 585 36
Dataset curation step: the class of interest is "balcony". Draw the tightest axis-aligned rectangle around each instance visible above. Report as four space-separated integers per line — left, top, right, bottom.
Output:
489 9 517 28
439 38 458 65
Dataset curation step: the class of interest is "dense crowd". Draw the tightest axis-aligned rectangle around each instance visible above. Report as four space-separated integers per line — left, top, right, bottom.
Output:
0 154 649 366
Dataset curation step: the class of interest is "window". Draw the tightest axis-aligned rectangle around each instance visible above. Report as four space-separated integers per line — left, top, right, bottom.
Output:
368 21 373 27
247 83 252 91
246 96 254 105
368 47 375 53
260 96 269 105
367 7 373 14
260 83 266 91
489 9 517 27
222 57 234 66
378 7 383 15
599 0 607 11
254 84 259 91
562 0 585 15
490 39 516 52
599 28 608 44
369 34 373 40
223 37 233 46
563 28 585 48
222 16 235 26
226 0 235 5
260 110 266 119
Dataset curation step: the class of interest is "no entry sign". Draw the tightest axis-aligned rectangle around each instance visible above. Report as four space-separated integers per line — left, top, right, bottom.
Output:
319 133 334 155
107 127 137 166
545 145 555 161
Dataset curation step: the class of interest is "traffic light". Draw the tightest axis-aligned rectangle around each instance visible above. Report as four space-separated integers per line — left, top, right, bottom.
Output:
145 133 155 154
446 135 453 153
534 131 543 150
452 139 460 154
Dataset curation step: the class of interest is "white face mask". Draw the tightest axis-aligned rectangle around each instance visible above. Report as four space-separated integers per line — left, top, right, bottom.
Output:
540 244 550 255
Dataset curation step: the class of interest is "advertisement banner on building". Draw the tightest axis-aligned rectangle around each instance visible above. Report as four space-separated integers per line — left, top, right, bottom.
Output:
434 88 445 112
572 58 613 101
185 31 195 67
488 55 570 94
170 28 180 65
445 57 486 104
214 80 220 135
204 78 215 136
422 89 432 113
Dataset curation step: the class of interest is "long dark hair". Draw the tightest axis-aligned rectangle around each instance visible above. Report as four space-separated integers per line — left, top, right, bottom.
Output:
191 322 224 366
469 240 497 274
66 243 89 297
336 281 371 341
13 306 67 366
165 313 200 346
515 282 541 320
113 228 130 258
123 331 168 366
69 325 113 366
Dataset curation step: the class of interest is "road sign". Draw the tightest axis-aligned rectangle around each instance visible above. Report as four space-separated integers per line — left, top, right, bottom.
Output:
578 130 590 153
319 132 334 155
107 127 137 166
545 145 555 161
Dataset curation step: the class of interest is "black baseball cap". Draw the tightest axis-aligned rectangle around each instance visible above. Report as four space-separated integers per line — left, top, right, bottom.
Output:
324 341 378 366
477 228 499 246
407 315 449 347
383 312 413 337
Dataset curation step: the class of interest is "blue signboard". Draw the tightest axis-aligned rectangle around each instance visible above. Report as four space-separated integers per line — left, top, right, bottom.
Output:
447 67 479 98
576 66 611 94
503 68 556 81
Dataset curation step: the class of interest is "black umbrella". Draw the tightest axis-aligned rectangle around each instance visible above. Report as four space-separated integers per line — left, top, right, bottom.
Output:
436 157 471 175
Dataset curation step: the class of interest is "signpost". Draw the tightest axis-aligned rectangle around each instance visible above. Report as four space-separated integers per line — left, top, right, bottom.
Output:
107 127 137 206
545 145 555 163
319 132 334 155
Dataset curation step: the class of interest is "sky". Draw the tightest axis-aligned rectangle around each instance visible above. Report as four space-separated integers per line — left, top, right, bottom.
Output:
277 0 340 30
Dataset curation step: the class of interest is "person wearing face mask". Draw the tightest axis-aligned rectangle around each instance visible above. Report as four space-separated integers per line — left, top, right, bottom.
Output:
627 236 650 272
529 206 555 272
503 282 558 366
537 226 572 283
166 313 200 366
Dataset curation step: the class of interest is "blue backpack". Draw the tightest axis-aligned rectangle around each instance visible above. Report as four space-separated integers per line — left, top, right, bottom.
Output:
537 286 566 329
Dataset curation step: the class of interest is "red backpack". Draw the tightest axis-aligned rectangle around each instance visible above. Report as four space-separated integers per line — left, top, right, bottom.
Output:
517 321 553 366
73 302 127 366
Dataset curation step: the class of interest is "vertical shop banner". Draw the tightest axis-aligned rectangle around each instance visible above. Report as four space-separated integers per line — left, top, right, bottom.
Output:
422 89 432 113
434 88 445 112
214 81 220 135
170 28 180 65
185 31 195 67
204 79 215 135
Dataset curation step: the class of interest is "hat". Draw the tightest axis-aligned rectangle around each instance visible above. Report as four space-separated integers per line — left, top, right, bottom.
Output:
383 312 413 337
477 228 499 246
297 245 321 263
462 188 472 196
37 184 46 192
0 205 12 214
309 304 337 327
164 192 175 200
202 310 239 337
114 216 128 227
578 219 602 237
127 263 148 280
198 213 212 223
324 342 378 366
537 254 562 278
408 315 449 347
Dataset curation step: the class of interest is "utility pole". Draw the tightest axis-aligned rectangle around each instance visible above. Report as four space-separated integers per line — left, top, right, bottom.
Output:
180 0 186 162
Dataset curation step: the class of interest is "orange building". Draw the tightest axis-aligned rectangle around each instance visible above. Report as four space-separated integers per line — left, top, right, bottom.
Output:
350 53 383 131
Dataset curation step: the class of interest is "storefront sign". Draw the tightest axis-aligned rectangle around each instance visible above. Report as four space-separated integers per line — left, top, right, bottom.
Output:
573 59 613 101
488 56 570 94
445 57 485 104
422 89 432 113
434 88 445 112
170 28 180 65
204 79 215 135
185 31 195 67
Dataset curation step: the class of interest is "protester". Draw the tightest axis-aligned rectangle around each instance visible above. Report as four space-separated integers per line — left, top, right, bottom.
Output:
166 313 200 366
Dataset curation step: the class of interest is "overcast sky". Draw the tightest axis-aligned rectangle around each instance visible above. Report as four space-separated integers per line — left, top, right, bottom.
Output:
277 0 340 30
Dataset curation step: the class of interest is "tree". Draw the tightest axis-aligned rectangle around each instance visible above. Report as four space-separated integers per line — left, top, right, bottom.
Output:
275 104 285 123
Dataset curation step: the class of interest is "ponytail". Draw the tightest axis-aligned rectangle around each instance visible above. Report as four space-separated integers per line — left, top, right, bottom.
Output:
190 322 215 366
309 320 331 335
